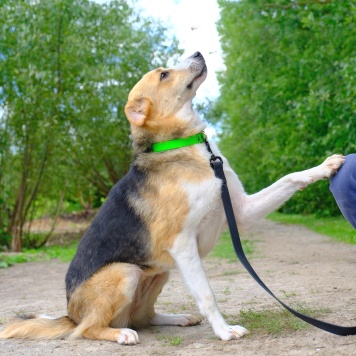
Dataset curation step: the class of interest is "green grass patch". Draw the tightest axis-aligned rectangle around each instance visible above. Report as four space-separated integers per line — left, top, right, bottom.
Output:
210 231 254 261
167 336 184 346
0 242 78 268
0 253 43 268
268 212 356 244
155 333 184 346
32 243 78 262
227 304 331 334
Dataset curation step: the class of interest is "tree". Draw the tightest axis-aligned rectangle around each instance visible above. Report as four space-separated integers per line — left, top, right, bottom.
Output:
216 0 356 215
0 0 181 251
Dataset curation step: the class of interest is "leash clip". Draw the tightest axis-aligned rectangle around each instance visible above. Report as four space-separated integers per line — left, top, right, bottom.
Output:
209 155 223 168
203 136 223 168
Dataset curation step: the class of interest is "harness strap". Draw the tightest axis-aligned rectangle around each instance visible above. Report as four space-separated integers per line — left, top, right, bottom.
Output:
209 156 356 336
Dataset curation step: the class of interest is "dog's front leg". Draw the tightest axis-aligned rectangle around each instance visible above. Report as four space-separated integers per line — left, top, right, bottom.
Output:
169 235 249 340
225 154 345 228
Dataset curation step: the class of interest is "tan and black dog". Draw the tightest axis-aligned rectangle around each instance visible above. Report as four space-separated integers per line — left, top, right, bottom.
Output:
0 52 344 345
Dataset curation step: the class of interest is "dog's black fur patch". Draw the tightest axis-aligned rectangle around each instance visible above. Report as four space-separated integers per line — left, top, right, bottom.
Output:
65 165 151 301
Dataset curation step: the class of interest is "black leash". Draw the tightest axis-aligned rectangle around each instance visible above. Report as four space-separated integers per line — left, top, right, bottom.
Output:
205 140 356 336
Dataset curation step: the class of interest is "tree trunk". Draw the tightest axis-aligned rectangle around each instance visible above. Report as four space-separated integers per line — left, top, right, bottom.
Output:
10 225 22 252
8 183 25 252
7 127 31 252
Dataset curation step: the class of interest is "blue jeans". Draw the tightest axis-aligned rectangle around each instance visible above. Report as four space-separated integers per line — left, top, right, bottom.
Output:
330 154 356 229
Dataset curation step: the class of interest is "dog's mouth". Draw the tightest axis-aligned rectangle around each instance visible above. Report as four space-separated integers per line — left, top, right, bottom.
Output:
187 65 207 90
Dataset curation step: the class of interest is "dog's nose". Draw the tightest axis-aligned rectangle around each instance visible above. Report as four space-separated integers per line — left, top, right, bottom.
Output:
188 52 204 62
192 51 203 58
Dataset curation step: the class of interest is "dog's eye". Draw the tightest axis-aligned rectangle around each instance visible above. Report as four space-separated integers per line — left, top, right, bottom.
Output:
160 71 169 80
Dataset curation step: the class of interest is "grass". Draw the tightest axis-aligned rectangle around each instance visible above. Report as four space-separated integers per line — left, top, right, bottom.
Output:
227 304 331 334
280 289 297 299
268 212 356 245
155 333 184 346
210 231 254 262
0 242 78 268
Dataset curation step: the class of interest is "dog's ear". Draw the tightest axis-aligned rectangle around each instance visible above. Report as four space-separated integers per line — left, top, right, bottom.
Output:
125 97 151 126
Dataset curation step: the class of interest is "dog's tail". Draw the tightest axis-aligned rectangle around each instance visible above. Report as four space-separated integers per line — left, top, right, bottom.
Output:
0 314 76 339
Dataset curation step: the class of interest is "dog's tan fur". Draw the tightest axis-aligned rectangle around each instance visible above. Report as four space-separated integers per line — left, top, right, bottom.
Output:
0 52 344 345
0 316 75 339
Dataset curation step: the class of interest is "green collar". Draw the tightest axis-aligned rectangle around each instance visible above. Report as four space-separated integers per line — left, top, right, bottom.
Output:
151 132 206 153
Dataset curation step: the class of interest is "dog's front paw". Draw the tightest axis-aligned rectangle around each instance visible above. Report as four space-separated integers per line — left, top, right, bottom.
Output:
116 328 139 345
320 154 345 178
215 324 250 341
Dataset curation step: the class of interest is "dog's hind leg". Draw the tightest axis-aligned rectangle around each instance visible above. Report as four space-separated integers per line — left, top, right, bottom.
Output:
150 312 202 327
129 272 169 328
75 323 139 345
148 276 202 327
130 272 201 327
68 263 142 345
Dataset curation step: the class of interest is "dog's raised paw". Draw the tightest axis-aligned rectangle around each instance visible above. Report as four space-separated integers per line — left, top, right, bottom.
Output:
116 328 139 345
321 154 345 178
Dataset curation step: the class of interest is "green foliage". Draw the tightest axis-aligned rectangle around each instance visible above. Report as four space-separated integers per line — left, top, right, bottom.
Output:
29 243 78 262
268 212 356 244
216 0 356 216
0 241 78 268
0 0 182 250
0 227 11 251
0 252 46 268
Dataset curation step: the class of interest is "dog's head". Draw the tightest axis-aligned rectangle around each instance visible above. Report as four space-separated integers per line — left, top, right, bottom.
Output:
125 52 207 147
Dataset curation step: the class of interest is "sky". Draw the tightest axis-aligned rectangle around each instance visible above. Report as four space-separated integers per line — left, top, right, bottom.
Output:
94 0 224 101
137 0 223 100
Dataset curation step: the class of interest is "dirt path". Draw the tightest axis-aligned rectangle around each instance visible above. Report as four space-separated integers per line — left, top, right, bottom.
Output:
1 219 355 355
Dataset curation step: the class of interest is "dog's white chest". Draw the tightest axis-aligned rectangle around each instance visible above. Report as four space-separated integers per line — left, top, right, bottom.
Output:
181 176 226 257
183 177 220 213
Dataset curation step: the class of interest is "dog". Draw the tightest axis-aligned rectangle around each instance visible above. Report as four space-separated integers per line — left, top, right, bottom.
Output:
0 51 344 345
